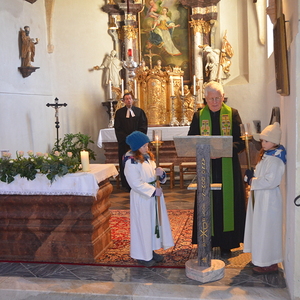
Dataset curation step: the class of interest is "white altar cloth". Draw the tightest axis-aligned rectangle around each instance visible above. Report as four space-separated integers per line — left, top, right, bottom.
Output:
0 164 118 197
97 126 190 148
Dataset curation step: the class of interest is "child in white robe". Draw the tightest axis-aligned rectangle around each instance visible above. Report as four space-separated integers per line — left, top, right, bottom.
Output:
243 122 286 274
124 131 174 267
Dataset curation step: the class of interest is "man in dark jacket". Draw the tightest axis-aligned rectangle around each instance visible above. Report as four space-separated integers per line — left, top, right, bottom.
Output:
188 81 246 257
114 92 148 191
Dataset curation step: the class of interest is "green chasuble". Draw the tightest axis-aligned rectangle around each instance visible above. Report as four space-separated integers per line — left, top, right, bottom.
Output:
199 103 234 232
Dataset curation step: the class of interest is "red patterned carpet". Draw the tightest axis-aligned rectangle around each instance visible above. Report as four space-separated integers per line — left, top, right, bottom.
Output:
97 209 251 268
97 209 197 268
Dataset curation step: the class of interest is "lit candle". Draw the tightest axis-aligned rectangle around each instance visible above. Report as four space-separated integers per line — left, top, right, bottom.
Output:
153 129 162 142
181 76 184 95
170 76 174 96
193 75 196 95
80 150 90 172
108 80 112 99
121 79 124 96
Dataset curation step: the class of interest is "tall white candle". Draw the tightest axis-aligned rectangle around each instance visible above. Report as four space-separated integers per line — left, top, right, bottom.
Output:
121 79 124 96
193 75 196 95
134 79 137 97
181 76 184 95
108 80 112 99
170 76 174 96
80 150 90 172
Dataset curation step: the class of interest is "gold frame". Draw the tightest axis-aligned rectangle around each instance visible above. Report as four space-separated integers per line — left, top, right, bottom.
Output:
273 13 289 96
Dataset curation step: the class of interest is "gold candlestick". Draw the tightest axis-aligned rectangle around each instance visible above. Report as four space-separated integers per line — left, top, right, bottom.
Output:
240 124 253 169
240 124 254 206
151 130 163 230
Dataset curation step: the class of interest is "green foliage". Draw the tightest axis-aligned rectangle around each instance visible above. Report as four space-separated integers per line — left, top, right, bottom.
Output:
0 151 80 184
53 132 96 162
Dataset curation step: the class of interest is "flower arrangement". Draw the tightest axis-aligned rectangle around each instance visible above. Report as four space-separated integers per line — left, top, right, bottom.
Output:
53 132 96 161
0 150 80 184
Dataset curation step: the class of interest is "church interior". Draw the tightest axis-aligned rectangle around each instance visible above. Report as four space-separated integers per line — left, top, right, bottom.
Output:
0 0 300 299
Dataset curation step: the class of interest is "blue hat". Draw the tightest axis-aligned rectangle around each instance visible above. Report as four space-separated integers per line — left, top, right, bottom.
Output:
126 131 150 151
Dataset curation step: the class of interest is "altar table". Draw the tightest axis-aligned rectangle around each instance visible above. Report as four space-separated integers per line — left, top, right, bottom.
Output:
0 164 118 264
97 126 196 165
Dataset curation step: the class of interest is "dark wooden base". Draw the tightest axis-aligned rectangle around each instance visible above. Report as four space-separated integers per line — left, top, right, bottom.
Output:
0 180 113 263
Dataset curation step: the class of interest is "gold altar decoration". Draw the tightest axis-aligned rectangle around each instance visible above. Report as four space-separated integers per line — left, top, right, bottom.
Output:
123 25 138 40
189 19 211 35
135 62 184 126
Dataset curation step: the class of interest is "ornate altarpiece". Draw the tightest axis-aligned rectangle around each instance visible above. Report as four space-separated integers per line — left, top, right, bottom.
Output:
101 0 226 127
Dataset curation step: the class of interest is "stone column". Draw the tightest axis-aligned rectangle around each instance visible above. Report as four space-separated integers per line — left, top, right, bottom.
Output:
180 0 221 103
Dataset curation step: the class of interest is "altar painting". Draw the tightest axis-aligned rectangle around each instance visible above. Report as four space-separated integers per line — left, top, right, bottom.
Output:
139 0 191 81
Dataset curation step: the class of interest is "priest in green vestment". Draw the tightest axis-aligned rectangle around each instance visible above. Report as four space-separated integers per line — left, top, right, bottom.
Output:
188 81 246 257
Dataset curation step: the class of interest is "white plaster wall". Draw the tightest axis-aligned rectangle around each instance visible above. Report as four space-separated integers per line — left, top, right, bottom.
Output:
0 0 54 154
218 0 270 131
0 0 111 163
50 0 112 163
1 0 300 298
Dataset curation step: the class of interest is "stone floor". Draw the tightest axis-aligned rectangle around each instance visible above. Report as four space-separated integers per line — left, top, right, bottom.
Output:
0 179 291 299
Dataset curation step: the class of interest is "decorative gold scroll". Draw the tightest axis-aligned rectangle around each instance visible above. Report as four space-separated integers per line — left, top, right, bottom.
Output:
123 25 138 40
189 19 211 35
125 14 137 21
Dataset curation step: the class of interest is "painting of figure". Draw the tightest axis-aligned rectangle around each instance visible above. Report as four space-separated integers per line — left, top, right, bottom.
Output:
139 0 190 80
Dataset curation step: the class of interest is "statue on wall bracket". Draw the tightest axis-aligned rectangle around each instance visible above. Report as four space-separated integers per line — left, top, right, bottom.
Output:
18 26 39 78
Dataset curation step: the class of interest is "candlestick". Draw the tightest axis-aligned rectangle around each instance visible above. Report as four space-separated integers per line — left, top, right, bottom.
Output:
121 79 124 96
193 75 196 96
240 123 252 169
108 80 112 99
80 150 90 172
170 76 174 96
181 76 184 95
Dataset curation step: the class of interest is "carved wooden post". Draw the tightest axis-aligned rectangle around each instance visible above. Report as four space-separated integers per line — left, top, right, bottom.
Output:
196 144 211 267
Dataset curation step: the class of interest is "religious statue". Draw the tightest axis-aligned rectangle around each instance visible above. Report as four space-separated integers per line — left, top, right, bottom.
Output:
94 50 123 87
135 60 149 81
20 26 39 67
183 85 194 122
219 32 234 81
204 45 220 82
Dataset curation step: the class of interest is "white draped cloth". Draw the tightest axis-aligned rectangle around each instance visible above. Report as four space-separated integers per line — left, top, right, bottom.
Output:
0 164 118 197
124 155 174 261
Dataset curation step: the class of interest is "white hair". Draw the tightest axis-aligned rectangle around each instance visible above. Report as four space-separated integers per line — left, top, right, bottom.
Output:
204 81 224 97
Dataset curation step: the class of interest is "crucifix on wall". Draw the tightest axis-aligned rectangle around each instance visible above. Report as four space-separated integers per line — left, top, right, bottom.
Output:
46 97 67 150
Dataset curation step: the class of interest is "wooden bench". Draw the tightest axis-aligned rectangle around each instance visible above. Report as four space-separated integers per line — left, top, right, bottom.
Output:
159 162 175 188
179 162 197 189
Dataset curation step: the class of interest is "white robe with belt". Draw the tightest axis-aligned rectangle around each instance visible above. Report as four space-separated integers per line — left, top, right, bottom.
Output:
243 155 285 267
124 156 174 261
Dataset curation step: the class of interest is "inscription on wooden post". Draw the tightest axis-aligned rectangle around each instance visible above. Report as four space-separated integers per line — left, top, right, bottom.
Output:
196 144 211 267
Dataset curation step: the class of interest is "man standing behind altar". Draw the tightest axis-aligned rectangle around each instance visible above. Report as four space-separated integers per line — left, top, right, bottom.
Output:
188 81 246 257
114 93 148 191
